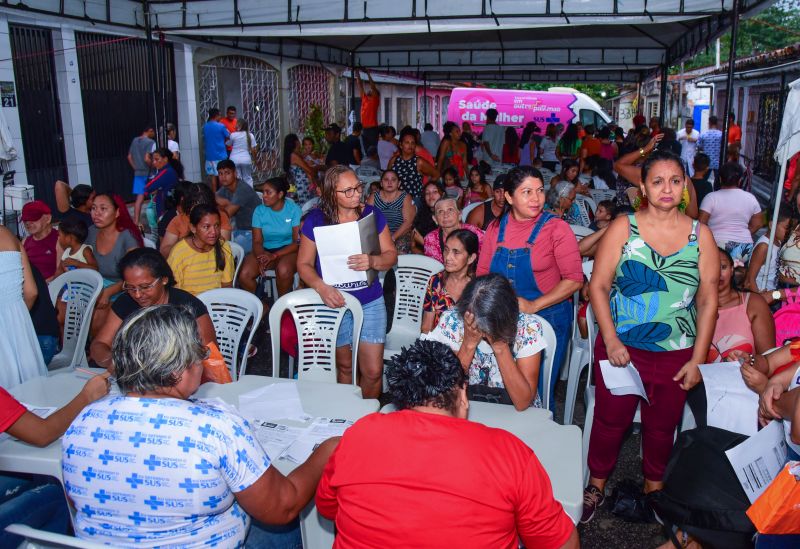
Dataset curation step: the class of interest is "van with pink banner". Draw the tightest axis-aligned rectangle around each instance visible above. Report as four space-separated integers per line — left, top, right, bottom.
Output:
447 87 611 130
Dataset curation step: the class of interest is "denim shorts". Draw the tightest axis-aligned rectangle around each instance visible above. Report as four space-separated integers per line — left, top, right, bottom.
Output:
336 295 386 347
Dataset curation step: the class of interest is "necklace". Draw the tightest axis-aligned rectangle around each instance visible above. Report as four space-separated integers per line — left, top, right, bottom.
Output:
191 235 212 253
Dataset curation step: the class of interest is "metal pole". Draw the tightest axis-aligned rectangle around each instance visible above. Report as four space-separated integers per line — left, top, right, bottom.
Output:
677 62 684 127
349 52 356 123
721 0 741 167
636 75 642 120
143 1 160 136
659 63 668 127
423 75 428 125
159 32 168 148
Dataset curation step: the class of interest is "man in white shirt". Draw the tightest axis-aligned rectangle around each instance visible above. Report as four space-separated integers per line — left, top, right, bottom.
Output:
676 119 699 176
479 108 505 166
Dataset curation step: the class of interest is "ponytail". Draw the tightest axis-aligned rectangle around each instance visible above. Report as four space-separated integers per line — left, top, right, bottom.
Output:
188 203 225 272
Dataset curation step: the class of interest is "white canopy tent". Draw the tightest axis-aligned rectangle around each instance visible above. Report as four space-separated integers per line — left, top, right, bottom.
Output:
765 77 800 275
14 0 777 83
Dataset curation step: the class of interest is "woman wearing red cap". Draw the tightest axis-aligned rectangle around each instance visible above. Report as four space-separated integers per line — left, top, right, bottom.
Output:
21 200 58 280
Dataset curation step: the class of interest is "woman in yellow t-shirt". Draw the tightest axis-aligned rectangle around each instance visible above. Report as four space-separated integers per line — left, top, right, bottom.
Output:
167 204 234 295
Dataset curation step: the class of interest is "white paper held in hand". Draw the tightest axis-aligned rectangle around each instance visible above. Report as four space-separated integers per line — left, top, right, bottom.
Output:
237 383 311 422
313 212 379 290
599 360 649 404
697 362 759 436
725 420 788 503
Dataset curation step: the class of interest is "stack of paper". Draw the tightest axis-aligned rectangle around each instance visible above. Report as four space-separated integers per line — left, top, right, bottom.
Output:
252 421 309 461
599 361 649 404
238 383 310 422
698 363 759 436
725 421 788 503
283 418 353 463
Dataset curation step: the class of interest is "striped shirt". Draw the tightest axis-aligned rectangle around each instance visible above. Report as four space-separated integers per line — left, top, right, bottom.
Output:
373 191 407 233
167 239 234 296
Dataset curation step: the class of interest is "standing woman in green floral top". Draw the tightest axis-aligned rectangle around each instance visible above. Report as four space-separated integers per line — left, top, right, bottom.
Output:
581 150 718 524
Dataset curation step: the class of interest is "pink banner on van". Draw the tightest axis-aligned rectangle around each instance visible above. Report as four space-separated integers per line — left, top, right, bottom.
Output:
447 88 578 128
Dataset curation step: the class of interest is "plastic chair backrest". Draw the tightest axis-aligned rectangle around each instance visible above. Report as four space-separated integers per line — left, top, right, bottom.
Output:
589 189 616 204
773 289 800 346
586 304 597 385
47 269 103 371
301 197 320 215
229 241 245 287
582 259 594 282
570 224 594 240
5 524 107 548
356 165 382 178
575 194 597 223
268 289 363 384
197 288 263 380
460 199 488 223
532 313 557 411
390 255 444 335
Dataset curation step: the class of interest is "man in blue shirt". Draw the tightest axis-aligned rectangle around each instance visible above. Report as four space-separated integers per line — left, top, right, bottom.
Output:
203 108 230 191
697 115 723 181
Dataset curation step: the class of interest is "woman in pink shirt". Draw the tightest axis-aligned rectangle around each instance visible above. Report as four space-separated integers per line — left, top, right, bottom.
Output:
477 166 583 410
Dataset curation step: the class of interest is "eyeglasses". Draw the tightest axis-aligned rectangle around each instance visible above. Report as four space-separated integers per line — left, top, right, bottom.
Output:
121 279 162 294
336 183 364 198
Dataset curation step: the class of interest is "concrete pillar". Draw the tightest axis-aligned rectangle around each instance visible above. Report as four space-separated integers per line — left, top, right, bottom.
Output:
52 25 91 186
0 14 27 186
279 62 293 136
174 42 201 182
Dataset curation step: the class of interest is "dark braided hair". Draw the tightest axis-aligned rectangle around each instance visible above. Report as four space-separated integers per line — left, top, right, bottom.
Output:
386 339 466 412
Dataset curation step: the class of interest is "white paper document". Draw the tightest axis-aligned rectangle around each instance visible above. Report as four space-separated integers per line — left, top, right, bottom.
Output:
599 360 649 404
252 420 309 461
238 383 310 423
725 420 788 503
313 213 379 290
283 418 353 464
698 363 759 436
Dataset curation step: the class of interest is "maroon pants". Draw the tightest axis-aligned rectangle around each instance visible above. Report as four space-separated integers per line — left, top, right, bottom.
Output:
588 335 692 481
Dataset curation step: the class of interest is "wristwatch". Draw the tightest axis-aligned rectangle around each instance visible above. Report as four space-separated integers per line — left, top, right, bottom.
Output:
772 290 782 301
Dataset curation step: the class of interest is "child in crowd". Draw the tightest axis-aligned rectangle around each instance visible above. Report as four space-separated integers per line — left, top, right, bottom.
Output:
589 200 615 231
464 166 492 206
441 167 464 207
54 219 96 275
745 201 793 294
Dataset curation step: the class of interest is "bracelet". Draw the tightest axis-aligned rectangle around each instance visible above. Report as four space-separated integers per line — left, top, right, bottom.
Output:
639 148 646 158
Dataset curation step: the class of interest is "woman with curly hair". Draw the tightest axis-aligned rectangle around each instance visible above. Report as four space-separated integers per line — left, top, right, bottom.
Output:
316 338 578 549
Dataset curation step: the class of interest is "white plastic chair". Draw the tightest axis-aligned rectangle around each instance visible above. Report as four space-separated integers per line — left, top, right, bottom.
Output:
143 236 157 249
268 289 363 384
197 288 263 380
356 165 382 178
383 255 444 361
229 241 245 287
460 199 488 223
589 189 616 204
574 195 597 228
5 524 106 548
563 260 594 425
582 304 598 483
47 269 103 371
301 197 320 216
569 224 594 240
533 314 558 412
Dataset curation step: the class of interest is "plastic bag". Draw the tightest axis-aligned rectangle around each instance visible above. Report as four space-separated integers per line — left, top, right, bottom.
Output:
201 342 232 384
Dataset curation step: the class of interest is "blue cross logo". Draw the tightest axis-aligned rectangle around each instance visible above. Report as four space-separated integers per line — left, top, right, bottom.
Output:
98 450 113 465
93 489 112 504
149 414 168 429
236 449 248 464
545 112 559 123
195 458 213 475
178 436 196 453
179 478 200 493
203 495 223 509
65 444 77 458
232 424 246 438
81 504 96 518
143 454 161 471
198 423 213 439
126 473 144 490
143 495 164 510
208 532 224 546
127 532 148 542
89 428 104 443
107 410 121 424
128 511 146 526
187 405 205 416
83 526 98 536
219 455 229 470
139 398 156 408
82 467 97 483
129 432 147 448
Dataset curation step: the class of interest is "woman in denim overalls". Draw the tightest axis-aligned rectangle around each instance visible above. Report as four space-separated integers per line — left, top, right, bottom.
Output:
477 166 584 411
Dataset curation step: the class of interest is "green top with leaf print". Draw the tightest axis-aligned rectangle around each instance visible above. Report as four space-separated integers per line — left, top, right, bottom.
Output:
609 215 700 352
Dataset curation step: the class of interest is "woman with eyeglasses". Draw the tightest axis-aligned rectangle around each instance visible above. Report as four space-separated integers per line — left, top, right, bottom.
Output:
90 248 217 372
297 165 398 398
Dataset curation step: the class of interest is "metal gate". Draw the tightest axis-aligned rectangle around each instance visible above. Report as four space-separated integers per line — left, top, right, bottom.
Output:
753 91 781 180
287 65 333 133
76 32 177 199
198 56 281 184
9 25 67 207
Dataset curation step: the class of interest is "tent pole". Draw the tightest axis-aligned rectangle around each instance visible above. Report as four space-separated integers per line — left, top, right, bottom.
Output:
721 0 741 166
636 75 642 119
677 62 684 127
350 52 356 123
659 63 668 127
423 75 428 125
143 0 160 141
765 157 789 283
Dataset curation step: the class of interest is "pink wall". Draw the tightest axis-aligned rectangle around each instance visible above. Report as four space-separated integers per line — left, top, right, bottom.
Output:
417 87 452 133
